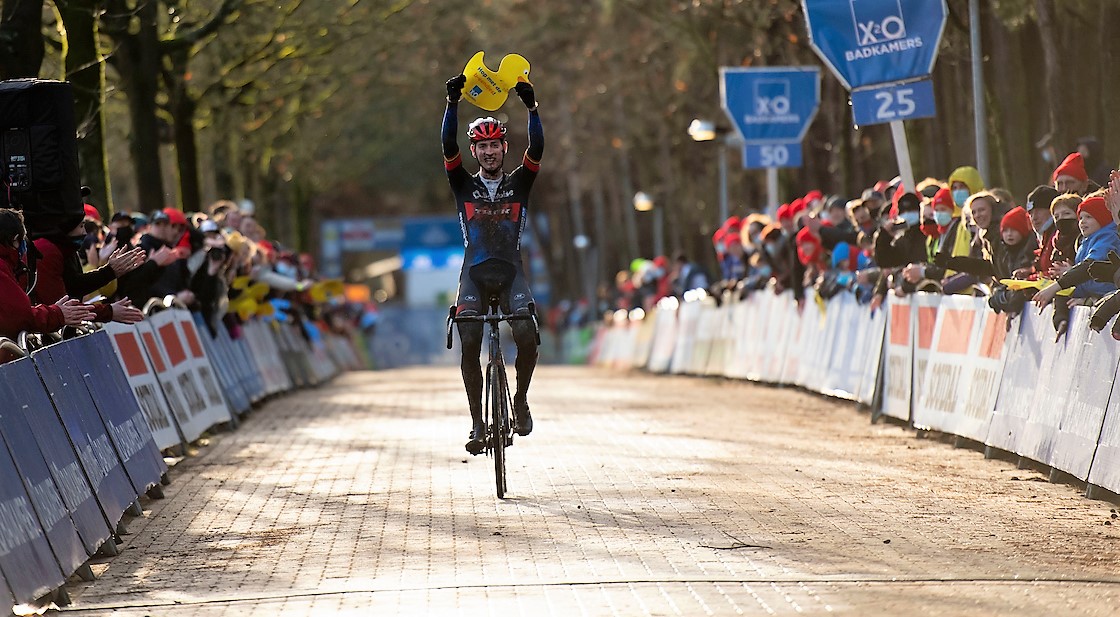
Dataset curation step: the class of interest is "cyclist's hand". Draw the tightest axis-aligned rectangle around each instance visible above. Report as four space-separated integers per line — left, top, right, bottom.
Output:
513 81 536 109
446 74 466 103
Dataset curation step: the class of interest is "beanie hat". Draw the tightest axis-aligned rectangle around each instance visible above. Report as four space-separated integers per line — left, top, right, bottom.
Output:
948 166 985 195
831 241 853 270
1000 206 1032 237
1052 152 1088 183
795 226 822 266
1077 196 1112 227
1025 185 1061 213
776 203 793 223
790 198 807 218
931 187 960 217
804 190 824 205
83 203 101 222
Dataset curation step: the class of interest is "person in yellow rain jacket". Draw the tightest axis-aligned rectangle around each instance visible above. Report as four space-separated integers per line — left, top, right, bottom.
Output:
902 187 973 293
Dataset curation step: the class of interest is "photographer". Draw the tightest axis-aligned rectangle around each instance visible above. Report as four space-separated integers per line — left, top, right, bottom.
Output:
189 220 233 334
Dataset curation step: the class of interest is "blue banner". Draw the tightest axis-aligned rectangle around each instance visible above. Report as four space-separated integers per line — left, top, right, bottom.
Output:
743 143 803 169
33 343 136 526
194 314 251 415
803 0 948 90
851 78 936 126
720 67 820 144
402 217 464 249
0 367 89 577
0 434 65 604
75 332 168 495
1 358 109 556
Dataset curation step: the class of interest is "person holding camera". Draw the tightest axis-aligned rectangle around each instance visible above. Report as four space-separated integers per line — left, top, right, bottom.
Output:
188 219 234 334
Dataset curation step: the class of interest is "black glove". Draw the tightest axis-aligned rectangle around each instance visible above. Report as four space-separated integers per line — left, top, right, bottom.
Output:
446 74 466 103
932 251 949 268
1090 289 1120 332
513 81 536 109
1087 250 1120 283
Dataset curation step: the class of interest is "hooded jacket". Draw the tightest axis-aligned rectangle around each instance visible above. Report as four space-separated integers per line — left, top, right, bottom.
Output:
0 245 65 339
1072 225 1120 298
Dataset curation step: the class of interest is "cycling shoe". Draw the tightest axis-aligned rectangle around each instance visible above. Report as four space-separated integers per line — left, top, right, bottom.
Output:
513 397 533 437
465 421 486 455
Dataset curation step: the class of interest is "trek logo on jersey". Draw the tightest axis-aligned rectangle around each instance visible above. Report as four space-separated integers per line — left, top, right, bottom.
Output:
465 202 522 222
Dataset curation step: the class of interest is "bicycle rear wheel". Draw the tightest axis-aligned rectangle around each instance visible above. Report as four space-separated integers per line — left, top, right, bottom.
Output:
490 361 508 498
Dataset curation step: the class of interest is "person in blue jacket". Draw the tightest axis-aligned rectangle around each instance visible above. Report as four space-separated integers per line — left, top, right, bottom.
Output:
1032 194 1120 335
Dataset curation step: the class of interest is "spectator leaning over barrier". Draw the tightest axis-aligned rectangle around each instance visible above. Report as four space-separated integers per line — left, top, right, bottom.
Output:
868 191 926 310
937 191 1014 292
1033 193 1120 336
116 208 191 309
671 251 709 298
1053 152 1091 196
903 187 972 294
1085 171 1120 335
861 189 886 222
1024 185 1062 279
30 211 145 324
0 209 95 339
189 220 234 335
846 198 876 236
825 196 853 233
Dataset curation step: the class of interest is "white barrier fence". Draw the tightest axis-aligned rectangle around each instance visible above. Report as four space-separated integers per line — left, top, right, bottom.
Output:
594 291 1120 497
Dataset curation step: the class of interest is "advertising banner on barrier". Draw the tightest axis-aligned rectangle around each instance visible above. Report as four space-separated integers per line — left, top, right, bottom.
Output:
243 320 289 395
0 358 108 555
144 311 224 442
880 294 913 420
986 309 1047 453
761 292 796 383
0 364 89 576
32 342 137 526
705 305 734 377
911 293 940 410
822 294 864 399
74 332 168 495
1046 308 1118 479
174 313 238 417
670 300 702 374
912 297 1008 441
1016 305 1084 464
191 314 251 416
103 322 183 450
632 308 658 370
689 305 718 374
857 306 888 406
1087 328 1120 491
647 302 678 374
0 437 66 604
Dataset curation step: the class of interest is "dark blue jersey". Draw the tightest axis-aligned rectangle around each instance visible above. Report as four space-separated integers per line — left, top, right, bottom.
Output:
442 103 543 267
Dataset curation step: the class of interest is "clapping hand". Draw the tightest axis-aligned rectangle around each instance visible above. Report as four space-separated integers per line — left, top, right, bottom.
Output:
110 298 143 324
54 295 95 326
107 246 147 277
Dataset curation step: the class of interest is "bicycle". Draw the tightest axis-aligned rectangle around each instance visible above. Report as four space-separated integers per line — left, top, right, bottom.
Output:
447 297 539 498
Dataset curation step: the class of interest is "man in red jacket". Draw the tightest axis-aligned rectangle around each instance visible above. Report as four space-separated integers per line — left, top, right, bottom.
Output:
32 214 146 323
0 209 94 339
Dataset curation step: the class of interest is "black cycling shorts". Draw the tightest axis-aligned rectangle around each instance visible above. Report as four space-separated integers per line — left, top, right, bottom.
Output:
455 258 534 316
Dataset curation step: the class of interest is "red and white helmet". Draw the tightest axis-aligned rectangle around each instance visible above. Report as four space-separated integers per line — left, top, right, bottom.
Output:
467 117 507 142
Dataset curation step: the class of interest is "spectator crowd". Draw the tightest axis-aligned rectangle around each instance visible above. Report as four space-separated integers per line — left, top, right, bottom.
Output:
609 139 1120 340
0 197 364 351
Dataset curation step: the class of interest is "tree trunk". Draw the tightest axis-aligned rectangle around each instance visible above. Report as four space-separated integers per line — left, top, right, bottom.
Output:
1034 0 1069 156
57 0 113 212
167 49 201 212
110 0 167 210
0 0 46 79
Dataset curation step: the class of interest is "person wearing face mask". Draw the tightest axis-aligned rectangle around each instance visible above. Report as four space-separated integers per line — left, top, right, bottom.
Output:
1046 193 1082 278
1022 185 1061 279
947 166 985 212
30 212 147 323
868 192 927 308
0 209 96 339
757 223 799 299
904 187 973 293
1033 193 1120 335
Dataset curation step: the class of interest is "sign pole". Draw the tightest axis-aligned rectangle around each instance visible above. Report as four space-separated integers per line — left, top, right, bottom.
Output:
969 0 989 183
766 167 779 217
889 120 916 193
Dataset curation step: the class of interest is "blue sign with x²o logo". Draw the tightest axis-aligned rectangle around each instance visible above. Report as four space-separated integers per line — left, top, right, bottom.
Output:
802 0 948 91
719 67 820 144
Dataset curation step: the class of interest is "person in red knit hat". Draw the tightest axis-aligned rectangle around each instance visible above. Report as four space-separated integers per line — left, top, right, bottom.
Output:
1052 152 1090 195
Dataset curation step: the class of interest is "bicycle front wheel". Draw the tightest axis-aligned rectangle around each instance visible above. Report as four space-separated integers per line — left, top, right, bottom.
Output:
490 362 508 498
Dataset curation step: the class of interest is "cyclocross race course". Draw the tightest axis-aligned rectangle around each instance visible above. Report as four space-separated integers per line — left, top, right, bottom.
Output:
62 366 1120 616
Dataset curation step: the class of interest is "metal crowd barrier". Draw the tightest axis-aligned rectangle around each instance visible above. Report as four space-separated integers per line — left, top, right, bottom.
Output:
593 290 1120 502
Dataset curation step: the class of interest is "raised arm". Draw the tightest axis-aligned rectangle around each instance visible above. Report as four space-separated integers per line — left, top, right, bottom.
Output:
514 82 543 167
443 75 466 164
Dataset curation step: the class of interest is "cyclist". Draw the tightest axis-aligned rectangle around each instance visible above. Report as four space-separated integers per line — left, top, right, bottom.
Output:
443 73 542 455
